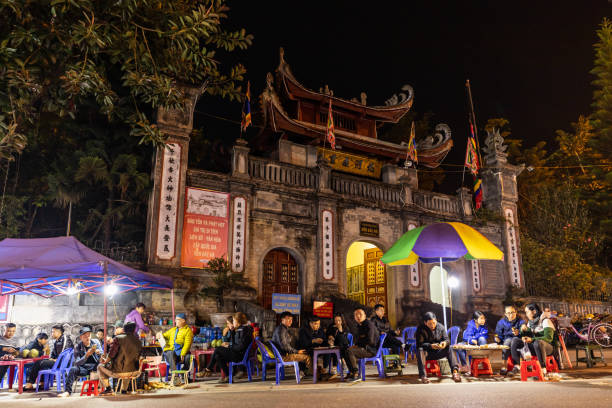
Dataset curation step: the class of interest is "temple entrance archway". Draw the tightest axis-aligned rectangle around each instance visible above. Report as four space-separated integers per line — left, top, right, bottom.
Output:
346 241 388 311
261 249 299 310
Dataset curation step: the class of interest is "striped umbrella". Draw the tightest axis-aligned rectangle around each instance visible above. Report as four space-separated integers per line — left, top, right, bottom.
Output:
381 222 503 327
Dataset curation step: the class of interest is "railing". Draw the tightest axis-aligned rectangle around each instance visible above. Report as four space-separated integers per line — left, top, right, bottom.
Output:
413 191 460 215
249 157 319 189
331 175 403 204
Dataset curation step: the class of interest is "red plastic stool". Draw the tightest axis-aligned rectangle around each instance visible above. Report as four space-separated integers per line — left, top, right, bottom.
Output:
520 360 544 381
470 358 493 377
80 379 100 396
545 355 559 373
507 357 515 371
425 360 441 377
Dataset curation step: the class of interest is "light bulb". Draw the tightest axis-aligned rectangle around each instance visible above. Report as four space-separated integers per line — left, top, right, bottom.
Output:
104 284 118 296
447 276 460 289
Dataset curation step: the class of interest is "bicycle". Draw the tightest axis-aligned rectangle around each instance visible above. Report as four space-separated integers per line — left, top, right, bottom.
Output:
558 318 612 348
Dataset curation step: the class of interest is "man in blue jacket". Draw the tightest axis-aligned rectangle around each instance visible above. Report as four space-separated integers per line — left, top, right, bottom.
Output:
495 305 524 375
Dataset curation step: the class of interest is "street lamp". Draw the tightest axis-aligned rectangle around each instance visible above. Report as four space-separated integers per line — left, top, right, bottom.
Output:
104 284 118 297
447 276 460 327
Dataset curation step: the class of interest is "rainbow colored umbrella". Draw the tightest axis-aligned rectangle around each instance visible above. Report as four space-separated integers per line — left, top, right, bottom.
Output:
381 222 503 327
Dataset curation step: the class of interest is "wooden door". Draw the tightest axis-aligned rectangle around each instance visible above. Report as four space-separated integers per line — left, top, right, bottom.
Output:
262 250 299 309
364 248 387 309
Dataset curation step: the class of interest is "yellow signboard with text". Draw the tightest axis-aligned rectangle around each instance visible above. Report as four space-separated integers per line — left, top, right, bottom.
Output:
317 148 382 179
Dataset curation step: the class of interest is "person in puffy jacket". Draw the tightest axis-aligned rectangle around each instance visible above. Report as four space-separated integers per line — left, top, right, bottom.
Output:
495 305 524 374
415 312 461 383
457 311 488 366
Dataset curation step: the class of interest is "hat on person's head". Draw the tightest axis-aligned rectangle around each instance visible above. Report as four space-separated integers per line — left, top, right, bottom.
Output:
79 326 92 336
176 313 186 320
114 320 124 328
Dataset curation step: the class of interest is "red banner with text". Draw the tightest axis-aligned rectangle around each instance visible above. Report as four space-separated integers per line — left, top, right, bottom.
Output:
181 188 230 268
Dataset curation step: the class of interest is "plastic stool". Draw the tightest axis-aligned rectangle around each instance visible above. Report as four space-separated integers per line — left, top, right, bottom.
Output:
425 360 441 377
507 357 515 371
520 360 544 381
545 355 559 373
80 379 100 396
470 357 493 377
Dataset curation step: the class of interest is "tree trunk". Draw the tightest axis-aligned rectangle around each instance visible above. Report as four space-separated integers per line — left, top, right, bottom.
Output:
25 205 38 237
103 188 114 249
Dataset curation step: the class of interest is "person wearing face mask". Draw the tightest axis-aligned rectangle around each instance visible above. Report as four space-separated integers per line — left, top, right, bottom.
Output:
415 312 461 384
508 303 557 377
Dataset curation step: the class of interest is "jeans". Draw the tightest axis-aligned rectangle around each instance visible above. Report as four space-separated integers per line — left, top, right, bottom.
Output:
383 335 404 355
510 337 553 367
343 346 374 374
65 364 97 394
416 346 459 377
457 337 487 366
500 337 514 362
27 359 55 384
164 350 192 372
204 347 240 376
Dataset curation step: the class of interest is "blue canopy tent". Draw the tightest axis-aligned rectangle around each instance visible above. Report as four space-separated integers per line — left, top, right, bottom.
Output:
0 236 174 343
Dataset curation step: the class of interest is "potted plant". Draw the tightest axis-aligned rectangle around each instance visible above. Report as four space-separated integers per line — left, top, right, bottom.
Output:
199 257 248 327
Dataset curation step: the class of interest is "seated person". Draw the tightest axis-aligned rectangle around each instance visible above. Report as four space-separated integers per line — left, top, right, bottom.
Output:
25 325 74 390
221 315 235 344
457 311 488 366
495 305 524 374
96 329 105 344
298 316 328 377
326 313 349 376
270 312 312 376
509 303 557 377
159 313 193 386
342 307 379 382
97 322 142 395
202 312 253 383
415 312 461 383
371 304 404 355
59 327 102 397
21 332 49 356
0 323 19 386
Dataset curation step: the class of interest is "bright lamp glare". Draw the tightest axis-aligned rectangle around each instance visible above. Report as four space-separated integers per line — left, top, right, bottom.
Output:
447 276 460 289
104 284 118 296
66 286 78 295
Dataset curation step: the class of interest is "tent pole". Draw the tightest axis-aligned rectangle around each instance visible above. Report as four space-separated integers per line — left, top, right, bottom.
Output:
103 262 108 351
440 257 447 329
171 289 175 322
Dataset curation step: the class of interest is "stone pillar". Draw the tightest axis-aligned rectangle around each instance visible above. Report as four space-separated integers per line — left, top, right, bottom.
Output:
145 84 204 271
232 138 250 179
480 128 525 288
317 157 333 193
456 187 473 217
398 167 417 206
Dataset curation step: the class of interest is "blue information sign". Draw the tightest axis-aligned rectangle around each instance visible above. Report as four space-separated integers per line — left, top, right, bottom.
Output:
271 293 301 314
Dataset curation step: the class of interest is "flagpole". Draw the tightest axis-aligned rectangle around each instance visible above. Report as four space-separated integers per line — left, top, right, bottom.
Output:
465 80 483 166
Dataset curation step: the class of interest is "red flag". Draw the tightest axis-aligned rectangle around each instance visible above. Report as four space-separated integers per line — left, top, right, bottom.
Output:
326 100 336 150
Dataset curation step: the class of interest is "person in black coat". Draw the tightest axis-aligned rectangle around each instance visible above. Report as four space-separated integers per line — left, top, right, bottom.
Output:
298 316 327 353
371 304 404 355
203 312 253 383
415 312 461 383
25 327 72 390
326 313 349 375
343 307 380 381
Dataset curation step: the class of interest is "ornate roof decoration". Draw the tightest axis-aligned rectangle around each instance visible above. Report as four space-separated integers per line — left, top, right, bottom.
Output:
260 71 453 168
276 48 414 122
483 128 508 165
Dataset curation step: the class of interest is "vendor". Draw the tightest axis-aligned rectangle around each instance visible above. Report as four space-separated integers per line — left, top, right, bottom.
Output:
159 313 193 386
124 302 150 336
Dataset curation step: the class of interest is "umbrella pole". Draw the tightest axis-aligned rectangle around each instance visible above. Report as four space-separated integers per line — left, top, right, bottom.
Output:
440 257 447 329
103 266 108 351
171 289 175 322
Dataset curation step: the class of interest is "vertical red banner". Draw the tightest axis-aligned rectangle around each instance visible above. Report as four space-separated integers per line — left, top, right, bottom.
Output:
181 188 230 268
0 295 11 322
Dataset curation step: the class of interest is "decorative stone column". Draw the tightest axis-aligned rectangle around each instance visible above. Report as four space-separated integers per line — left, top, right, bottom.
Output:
145 84 205 272
456 187 473 217
316 156 333 193
480 128 525 288
232 138 250 179
398 167 417 206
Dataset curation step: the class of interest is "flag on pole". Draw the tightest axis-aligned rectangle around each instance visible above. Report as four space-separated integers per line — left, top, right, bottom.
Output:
407 121 418 162
474 178 483 210
241 81 252 132
326 99 336 150
465 123 480 176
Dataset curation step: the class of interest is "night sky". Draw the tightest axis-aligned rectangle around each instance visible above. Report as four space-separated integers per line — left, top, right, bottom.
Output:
195 0 612 192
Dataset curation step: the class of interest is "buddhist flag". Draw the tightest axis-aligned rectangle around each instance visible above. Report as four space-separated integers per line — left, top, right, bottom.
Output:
327 99 336 150
474 178 483 210
465 123 480 176
407 121 418 162
241 81 252 132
